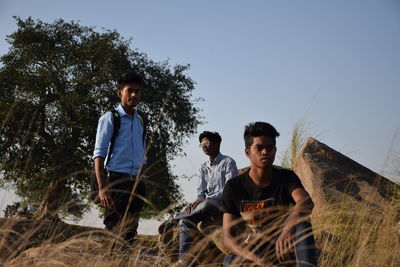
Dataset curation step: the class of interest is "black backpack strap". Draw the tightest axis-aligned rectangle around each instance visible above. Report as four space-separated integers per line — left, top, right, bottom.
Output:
104 109 120 167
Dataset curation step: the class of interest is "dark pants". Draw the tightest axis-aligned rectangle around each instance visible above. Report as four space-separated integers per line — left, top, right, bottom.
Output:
104 171 145 242
177 199 221 259
223 220 317 267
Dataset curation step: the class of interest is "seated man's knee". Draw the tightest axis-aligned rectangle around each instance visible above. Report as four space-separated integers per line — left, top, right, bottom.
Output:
294 220 313 234
179 218 196 229
197 199 211 210
200 199 220 212
293 220 316 249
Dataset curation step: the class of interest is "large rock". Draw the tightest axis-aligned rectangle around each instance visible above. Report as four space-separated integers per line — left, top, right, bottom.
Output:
0 218 121 262
5 238 105 266
294 138 396 208
5 236 160 267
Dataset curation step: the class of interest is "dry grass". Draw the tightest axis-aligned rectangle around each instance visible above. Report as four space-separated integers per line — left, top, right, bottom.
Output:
1 188 399 267
313 187 400 267
280 119 308 170
1 118 399 266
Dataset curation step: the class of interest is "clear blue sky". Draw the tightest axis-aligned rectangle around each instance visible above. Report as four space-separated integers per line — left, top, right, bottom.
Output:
1 0 400 203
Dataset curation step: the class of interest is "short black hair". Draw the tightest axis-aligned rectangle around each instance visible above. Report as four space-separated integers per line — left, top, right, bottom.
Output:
118 72 143 90
244 122 280 149
199 131 222 144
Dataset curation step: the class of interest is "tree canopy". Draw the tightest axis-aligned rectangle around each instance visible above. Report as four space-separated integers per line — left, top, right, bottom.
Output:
0 17 202 220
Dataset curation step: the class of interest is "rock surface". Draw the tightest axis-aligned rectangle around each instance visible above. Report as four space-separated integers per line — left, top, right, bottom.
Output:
0 218 119 262
293 137 396 208
6 238 105 266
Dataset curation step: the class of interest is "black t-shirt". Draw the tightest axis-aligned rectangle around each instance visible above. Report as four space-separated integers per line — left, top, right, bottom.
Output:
222 167 303 233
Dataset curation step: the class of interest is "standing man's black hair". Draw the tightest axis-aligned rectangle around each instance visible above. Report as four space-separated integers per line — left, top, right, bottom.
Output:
118 72 144 89
244 122 280 149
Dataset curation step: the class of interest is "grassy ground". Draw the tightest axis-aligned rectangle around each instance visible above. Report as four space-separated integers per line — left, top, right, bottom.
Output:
314 187 400 267
1 121 399 266
1 184 399 267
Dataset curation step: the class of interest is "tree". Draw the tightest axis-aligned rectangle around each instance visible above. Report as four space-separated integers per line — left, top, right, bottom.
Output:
0 17 202 220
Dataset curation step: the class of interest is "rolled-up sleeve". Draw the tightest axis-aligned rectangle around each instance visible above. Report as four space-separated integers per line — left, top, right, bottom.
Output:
196 167 207 200
93 113 113 159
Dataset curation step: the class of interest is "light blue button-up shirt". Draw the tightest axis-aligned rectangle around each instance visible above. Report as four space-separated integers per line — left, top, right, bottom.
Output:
93 104 146 176
197 153 238 201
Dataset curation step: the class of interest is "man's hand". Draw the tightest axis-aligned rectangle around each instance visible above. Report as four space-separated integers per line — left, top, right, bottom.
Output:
275 187 314 262
183 199 206 214
275 226 293 262
94 157 113 207
98 187 113 207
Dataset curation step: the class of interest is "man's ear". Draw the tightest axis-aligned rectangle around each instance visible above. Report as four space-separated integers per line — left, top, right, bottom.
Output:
116 89 122 98
245 148 250 158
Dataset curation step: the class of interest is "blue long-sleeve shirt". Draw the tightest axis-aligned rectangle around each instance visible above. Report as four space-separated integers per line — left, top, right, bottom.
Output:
93 104 146 176
197 153 238 200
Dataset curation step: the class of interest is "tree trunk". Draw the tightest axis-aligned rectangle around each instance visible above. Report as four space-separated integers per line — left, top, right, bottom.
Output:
34 179 63 221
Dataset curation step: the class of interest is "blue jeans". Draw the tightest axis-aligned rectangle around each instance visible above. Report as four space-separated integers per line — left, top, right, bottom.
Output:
223 220 317 267
178 199 221 259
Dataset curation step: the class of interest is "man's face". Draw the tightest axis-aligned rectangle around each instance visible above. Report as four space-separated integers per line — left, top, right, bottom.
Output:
117 83 141 109
245 136 276 169
199 137 219 157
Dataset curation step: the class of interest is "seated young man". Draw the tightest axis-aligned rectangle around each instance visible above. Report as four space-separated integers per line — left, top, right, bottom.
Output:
221 122 317 267
178 131 238 262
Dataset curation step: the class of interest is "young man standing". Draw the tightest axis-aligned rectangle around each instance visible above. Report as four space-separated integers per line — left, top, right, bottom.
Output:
93 72 146 243
222 122 317 266
178 131 238 262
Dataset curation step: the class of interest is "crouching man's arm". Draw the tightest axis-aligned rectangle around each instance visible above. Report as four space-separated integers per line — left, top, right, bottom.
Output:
223 212 269 267
276 188 314 262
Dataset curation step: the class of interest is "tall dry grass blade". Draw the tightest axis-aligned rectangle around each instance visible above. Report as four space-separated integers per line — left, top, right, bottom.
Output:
280 119 307 169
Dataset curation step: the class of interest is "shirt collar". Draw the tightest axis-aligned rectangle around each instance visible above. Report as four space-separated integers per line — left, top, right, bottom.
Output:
116 104 136 118
209 153 223 166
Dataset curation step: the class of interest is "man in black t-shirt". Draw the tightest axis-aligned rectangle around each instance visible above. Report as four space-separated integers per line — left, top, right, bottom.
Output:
221 122 317 267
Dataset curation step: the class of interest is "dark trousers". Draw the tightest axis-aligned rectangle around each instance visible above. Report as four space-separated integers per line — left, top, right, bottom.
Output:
177 199 221 258
103 171 145 242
